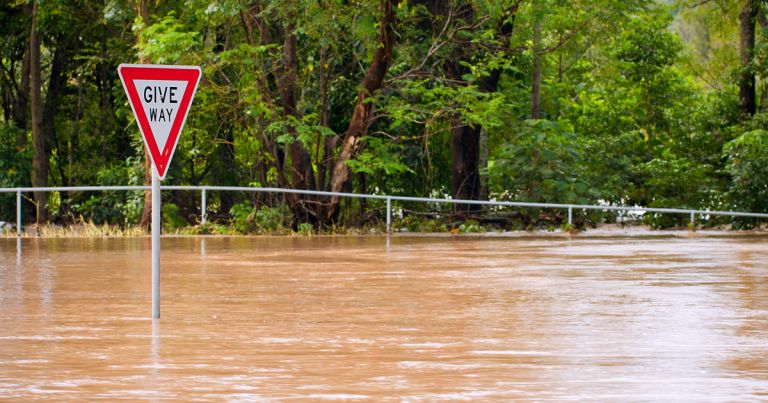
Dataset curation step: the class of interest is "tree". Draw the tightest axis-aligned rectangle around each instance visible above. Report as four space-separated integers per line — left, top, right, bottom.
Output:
739 0 758 120
326 0 400 220
29 0 47 223
134 0 154 229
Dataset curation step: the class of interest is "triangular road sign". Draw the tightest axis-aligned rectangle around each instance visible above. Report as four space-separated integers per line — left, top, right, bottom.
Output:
118 64 201 180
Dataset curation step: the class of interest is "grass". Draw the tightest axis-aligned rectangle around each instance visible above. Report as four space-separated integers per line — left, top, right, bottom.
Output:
1 222 148 238
2 218 764 238
2 221 390 238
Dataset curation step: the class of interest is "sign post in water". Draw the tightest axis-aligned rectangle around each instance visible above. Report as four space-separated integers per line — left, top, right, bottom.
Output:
118 64 201 319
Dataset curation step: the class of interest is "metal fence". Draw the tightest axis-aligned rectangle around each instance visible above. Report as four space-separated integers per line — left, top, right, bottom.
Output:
2 185 768 236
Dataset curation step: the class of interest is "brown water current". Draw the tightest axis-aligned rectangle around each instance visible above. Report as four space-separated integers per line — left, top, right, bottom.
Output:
1 235 767 400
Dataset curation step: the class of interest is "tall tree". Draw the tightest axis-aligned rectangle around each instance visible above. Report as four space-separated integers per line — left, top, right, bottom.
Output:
43 39 66 185
0 2 31 141
739 0 758 121
134 0 153 229
29 0 47 222
326 0 400 219
278 6 317 222
422 1 518 213
530 8 543 119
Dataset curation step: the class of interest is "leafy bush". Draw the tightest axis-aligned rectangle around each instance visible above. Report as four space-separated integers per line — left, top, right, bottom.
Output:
0 124 30 221
69 160 144 225
723 129 768 227
393 215 448 233
162 203 188 231
230 203 255 234
635 149 716 228
418 218 447 233
490 119 594 205
297 222 313 236
230 203 289 234
254 206 288 232
459 219 483 233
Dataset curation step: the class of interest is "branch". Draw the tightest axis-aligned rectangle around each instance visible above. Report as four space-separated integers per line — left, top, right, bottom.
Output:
387 13 490 83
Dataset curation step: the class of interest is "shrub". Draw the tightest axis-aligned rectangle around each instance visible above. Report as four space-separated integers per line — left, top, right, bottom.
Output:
418 218 447 233
162 203 188 231
459 219 483 233
297 222 313 236
723 129 768 228
230 203 289 234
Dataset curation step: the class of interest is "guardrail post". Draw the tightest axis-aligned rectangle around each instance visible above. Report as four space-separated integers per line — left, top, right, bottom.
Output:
201 187 207 225
568 206 573 226
386 197 392 233
690 211 694 226
16 190 21 237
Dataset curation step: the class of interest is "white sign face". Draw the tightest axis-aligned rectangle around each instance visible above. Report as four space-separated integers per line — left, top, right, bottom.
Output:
134 80 189 151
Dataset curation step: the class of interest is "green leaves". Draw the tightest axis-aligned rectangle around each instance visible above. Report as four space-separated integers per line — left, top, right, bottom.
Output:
138 12 199 64
345 136 413 176
723 129 768 215
490 119 594 205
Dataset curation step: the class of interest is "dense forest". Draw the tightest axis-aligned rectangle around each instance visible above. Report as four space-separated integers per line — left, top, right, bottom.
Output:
1 0 767 233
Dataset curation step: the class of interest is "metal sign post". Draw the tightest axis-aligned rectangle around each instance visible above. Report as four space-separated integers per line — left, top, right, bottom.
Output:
118 64 201 319
151 171 161 319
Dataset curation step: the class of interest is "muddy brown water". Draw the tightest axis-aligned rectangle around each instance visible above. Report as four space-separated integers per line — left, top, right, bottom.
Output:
1 235 767 400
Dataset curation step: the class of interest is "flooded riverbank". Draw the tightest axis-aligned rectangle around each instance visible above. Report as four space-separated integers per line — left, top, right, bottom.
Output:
1 235 767 400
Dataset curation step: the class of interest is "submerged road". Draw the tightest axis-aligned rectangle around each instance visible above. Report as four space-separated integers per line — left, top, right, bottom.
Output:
0 235 767 400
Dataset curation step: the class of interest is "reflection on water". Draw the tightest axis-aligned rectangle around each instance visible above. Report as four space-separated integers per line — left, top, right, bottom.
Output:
1 235 767 400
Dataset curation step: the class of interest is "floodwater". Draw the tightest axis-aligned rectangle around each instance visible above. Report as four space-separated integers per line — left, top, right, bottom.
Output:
1 235 767 401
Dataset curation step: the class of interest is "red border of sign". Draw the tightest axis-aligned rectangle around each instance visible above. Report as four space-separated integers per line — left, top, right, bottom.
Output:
118 64 201 180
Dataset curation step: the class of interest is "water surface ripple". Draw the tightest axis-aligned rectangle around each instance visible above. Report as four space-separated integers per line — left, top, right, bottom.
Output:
1 236 767 400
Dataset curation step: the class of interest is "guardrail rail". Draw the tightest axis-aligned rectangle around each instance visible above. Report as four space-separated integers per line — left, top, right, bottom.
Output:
2 185 768 236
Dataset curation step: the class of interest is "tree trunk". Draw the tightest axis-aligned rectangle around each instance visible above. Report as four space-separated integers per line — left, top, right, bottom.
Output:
739 0 758 121
69 71 84 184
281 21 314 192
278 14 316 224
10 1 32 144
317 46 334 191
239 2 287 192
44 40 66 186
30 0 47 223
451 122 481 214
15 12 31 142
214 125 237 214
478 127 488 201
442 4 516 212
135 0 153 229
531 16 543 120
327 0 399 220
357 172 367 221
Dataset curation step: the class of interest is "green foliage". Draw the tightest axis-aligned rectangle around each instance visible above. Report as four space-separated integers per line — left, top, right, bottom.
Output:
229 203 254 234
490 119 593 205
394 215 448 233
68 161 144 225
418 218 448 233
346 137 413 176
138 12 199 64
297 222 313 236
0 124 30 221
459 219 483 233
637 149 715 206
2 0 767 233
230 203 290 234
723 129 768 218
162 203 188 231
614 13 682 83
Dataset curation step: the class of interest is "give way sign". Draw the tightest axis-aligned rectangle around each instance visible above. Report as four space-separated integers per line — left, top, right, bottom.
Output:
118 64 201 179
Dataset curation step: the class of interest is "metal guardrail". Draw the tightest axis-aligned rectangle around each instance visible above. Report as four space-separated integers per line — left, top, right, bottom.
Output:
2 185 768 236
